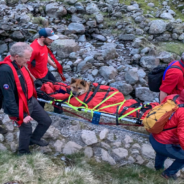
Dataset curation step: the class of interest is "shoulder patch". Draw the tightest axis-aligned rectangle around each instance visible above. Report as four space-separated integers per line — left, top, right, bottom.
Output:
3 84 9 90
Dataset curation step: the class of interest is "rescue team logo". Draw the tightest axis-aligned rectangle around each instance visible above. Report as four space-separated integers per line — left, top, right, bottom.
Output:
3 84 9 89
50 30 54 35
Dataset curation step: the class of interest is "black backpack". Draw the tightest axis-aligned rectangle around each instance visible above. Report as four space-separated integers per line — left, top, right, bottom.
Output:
148 61 183 92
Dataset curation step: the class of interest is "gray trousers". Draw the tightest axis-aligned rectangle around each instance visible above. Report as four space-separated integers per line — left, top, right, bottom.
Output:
18 97 52 153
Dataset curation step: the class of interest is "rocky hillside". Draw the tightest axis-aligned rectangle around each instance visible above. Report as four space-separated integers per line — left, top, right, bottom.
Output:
1 0 184 102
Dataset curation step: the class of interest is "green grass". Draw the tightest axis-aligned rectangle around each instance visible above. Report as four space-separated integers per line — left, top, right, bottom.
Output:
0 151 183 184
120 0 184 21
158 42 184 55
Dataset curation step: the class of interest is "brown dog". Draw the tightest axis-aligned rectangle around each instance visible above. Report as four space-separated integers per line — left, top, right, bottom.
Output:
70 78 113 97
70 78 90 97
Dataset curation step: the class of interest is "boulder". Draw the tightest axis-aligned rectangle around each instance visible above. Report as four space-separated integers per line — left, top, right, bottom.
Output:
101 43 117 60
68 23 85 34
141 144 155 159
86 3 100 14
11 31 25 41
112 148 128 159
6 0 18 6
125 68 139 85
101 149 116 165
157 51 175 63
149 20 167 34
63 141 82 155
140 56 160 70
135 87 158 101
99 66 117 80
110 82 133 95
0 43 8 54
81 130 98 145
119 34 135 41
51 39 79 59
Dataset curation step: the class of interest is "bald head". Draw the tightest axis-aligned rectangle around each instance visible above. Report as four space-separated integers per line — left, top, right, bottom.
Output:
10 42 33 66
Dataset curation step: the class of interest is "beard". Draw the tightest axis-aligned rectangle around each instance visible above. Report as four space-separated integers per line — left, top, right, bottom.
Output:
43 38 50 46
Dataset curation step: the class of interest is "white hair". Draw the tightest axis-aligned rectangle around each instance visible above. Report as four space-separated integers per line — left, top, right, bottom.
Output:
10 42 33 57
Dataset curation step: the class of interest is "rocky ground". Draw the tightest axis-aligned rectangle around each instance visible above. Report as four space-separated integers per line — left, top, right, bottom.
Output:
1 0 184 177
1 0 184 101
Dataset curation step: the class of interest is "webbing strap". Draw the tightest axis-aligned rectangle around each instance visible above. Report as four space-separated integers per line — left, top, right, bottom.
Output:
118 106 142 120
96 87 111 110
47 47 66 81
83 84 93 103
0 61 29 126
85 84 101 104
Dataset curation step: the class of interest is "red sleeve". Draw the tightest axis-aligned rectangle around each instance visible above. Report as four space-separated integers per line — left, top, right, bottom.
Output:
160 69 182 94
177 113 184 150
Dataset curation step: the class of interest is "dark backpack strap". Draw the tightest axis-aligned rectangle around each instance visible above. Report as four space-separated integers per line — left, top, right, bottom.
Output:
168 65 183 73
163 127 177 131
96 87 111 110
173 95 179 103
138 104 152 119
116 105 119 125
83 84 93 103
85 84 101 104
118 102 141 117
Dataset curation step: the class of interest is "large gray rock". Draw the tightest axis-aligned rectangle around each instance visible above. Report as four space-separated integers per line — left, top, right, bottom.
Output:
68 23 85 34
0 143 7 151
101 43 117 60
141 144 155 159
127 5 140 11
160 12 174 20
92 34 106 42
20 14 31 23
43 126 60 140
101 149 116 165
11 31 25 41
157 51 175 63
81 130 98 145
6 0 18 5
51 39 79 59
99 66 117 80
64 0 77 5
63 141 82 155
0 43 8 54
149 20 167 34
125 68 139 85
46 3 67 19
135 87 158 101
140 56 160 70
112 148 128 159
110 82 133 95
84 147 93 158
86 3 100 14
77 60 93 73
99 129 109 140
53 140 65 152
105 0 119 4
119 34 135 41
95 13 104 23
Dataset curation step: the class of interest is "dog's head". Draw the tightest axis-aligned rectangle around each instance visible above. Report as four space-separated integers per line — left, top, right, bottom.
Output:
70 78 90 97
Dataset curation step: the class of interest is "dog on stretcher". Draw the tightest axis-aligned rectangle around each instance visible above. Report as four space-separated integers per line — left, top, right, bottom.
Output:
70 78 112 97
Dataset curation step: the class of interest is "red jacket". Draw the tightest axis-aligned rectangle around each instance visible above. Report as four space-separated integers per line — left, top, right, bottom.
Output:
160 60 184 95
153 94 184 150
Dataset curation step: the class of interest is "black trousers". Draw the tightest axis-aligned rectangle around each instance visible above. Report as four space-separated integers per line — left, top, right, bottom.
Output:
41 70 56 82
18 97 52 153
39 70 56 108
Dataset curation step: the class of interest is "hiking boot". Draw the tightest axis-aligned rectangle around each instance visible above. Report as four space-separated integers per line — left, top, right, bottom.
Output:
0 126 7 134
161 172 177 180
30 139 49 147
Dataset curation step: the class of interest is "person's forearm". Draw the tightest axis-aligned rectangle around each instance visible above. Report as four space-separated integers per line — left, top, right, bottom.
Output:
48 56 57 68
159 91 168 103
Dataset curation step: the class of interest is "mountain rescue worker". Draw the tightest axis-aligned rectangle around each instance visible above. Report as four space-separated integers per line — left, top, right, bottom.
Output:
159 53 184 102
0 42 52 155
28 27 65 113
150 89 184 180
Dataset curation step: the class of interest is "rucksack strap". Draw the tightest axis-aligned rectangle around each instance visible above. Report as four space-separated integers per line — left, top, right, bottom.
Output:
163 61 183 80
47 47 66 81
0 61 29 126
